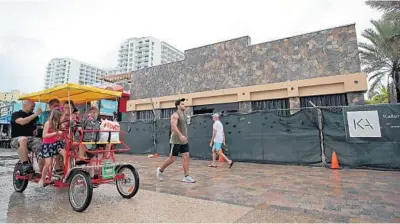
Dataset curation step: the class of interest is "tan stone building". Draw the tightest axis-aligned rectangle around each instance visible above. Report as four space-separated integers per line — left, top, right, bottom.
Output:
0 90 21 102
124 24 367 120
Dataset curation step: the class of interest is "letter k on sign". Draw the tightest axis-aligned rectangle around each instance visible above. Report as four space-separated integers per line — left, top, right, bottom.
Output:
353 118 373 130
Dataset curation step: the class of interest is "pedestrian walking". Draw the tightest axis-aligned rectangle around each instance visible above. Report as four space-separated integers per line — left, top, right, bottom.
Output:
208 113 234 168
157 98 196 183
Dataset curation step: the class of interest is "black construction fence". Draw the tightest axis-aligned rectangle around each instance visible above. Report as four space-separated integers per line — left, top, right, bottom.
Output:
119 104 400 170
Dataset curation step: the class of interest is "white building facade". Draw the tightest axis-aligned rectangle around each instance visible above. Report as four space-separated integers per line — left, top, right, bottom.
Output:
45 58 106 89
114 36 184 74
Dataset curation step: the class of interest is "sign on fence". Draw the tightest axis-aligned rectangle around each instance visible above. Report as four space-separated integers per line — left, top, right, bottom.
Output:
346 111 381 137
0 102 13 124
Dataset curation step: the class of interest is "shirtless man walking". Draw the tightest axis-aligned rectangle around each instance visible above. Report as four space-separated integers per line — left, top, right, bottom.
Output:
157 98 196 183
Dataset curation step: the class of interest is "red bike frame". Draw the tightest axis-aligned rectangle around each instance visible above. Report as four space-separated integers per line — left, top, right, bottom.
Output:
16 128 131 188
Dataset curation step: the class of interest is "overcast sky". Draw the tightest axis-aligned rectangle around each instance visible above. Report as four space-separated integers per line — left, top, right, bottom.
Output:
0 0 382 93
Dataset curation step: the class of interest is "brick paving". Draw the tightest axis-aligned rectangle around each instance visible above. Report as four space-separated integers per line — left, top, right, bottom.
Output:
117 154 400 222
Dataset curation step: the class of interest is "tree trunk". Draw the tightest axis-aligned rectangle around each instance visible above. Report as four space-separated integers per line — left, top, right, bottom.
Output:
397 86 400 103
396 69 400 103
389 82 397 103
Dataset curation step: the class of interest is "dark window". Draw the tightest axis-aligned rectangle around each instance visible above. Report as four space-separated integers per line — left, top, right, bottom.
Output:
136 110 154 121
251 98 290 116
161 108 175 119
300 93 348 113
193 108 213 115
193 102 239 115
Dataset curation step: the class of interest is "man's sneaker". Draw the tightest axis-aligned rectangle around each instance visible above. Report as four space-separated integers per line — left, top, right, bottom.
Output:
182 176 196 183
156 167 163 181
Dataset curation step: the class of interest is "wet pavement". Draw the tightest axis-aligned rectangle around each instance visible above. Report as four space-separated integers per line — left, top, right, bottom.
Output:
0 148 399 222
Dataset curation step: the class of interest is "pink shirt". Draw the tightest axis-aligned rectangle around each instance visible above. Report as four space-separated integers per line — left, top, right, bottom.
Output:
42 128 58 144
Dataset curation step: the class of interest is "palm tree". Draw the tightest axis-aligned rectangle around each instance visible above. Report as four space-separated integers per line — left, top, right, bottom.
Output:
359 17 400 102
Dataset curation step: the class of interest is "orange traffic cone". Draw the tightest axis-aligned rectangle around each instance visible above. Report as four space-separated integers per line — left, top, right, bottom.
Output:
330 151 339 169
147 153 159 158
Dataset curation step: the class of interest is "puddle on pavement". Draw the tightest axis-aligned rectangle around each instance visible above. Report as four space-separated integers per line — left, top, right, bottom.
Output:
0 150 19 177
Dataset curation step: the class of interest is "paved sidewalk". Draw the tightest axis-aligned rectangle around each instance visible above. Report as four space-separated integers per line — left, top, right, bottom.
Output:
1 148 399 222
118 154 400 222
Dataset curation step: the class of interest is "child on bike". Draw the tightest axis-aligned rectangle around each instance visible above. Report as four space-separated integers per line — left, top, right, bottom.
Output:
77 106 101 161
37 109 64 187
77 107 112 179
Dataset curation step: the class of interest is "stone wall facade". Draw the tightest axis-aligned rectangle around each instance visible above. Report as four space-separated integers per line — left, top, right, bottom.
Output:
130 24 361 100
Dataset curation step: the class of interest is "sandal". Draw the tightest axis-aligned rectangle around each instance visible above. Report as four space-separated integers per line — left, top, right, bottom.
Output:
229 161 234 169
208 164 217 168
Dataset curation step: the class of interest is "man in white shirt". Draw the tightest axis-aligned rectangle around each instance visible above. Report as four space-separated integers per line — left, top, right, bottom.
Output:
209 113 234 168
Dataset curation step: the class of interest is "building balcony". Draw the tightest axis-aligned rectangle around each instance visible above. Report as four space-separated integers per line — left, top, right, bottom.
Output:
119 48 128 53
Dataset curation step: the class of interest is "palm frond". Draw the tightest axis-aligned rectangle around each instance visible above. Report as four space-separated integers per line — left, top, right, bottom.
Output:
383 11 400 22
362 27 381 46
367 72 385 82
366 1 400 13
368 75 385 98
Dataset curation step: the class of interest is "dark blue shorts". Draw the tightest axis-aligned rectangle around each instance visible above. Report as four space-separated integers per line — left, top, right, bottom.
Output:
38 141 65 159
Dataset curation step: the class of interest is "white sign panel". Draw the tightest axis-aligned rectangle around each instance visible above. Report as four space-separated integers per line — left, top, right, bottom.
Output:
0 102 12 117
347 111 381 138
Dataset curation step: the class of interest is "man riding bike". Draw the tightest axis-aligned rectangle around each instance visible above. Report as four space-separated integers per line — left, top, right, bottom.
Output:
10 100 43 174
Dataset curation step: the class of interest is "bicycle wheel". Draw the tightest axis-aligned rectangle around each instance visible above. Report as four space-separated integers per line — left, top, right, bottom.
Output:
115 165 139 199
68 170 93 212
13 161 29 193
